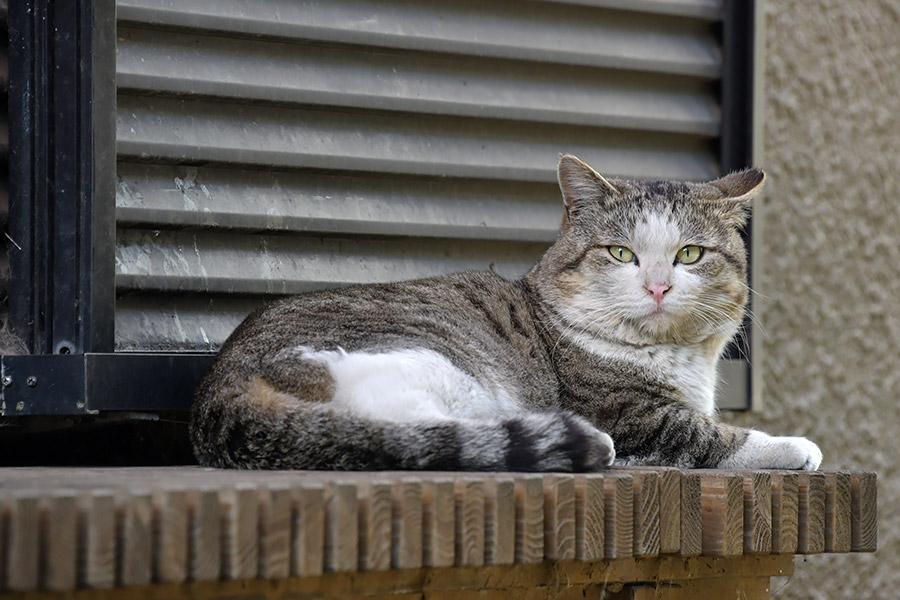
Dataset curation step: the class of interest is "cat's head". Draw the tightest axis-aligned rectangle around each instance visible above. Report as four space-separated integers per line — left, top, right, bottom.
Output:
528 155 764 351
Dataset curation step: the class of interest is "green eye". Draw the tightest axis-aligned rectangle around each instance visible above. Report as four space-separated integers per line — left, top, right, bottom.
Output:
676 245 704 264
608 246 635 263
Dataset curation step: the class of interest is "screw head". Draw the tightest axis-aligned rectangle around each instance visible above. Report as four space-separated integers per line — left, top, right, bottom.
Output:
1 376 11 387
26 376 37 388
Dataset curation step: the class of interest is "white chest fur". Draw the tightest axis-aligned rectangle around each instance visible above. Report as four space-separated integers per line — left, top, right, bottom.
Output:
564 332 719 415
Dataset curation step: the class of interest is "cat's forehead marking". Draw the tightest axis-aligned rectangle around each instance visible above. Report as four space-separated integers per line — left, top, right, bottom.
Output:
631 210 681 256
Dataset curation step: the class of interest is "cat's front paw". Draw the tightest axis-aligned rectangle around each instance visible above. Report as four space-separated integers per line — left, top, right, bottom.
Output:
719 430 822 470
559 413 616 471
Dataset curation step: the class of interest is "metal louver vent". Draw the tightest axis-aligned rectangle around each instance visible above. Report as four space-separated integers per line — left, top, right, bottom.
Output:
113 0 724 352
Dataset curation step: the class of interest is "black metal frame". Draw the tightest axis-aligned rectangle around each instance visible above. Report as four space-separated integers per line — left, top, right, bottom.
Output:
2 0 761 418
719 0 757 404
6 0 116 357
1 353 214 415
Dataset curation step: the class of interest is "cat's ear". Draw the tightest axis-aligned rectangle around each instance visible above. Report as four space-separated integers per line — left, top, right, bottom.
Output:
557 155 620 221
710 168 765 201
706 168 765 226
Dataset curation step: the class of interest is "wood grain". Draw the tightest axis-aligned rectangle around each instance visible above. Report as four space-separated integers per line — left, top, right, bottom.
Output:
770 472 799 554
542 475 576 560
680 472 703 556
120 492 153 587
798 472 826 554
6 495 39 591
259 486 291 579
574 474 604 560
742 472 772 554
514 476 544 564
187 488 221 582
392 480 423 569
293 485 325 577
603 473 633 559
850 471 877 552
824 472 851 553
699 473 743 557
454 479 485 567
81 492 116 588
422 480 455 568
221 486 259 580
632 471 660 557
484 478 515 565
154 489 188 583
43 492 78 591
358 481 392 572
325 482 358 572
655 468 681 554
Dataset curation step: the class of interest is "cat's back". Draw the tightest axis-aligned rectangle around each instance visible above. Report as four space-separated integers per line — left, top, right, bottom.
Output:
210 270 556 406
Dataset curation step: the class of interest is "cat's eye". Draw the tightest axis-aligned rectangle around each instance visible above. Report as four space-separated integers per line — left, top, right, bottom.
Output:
608 246 635 263
676 246 704 264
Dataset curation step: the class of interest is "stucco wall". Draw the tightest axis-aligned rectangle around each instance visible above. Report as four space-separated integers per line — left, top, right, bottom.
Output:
722 1 900 597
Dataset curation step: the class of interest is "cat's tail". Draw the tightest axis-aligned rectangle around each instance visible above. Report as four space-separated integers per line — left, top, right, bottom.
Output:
191 381 615 471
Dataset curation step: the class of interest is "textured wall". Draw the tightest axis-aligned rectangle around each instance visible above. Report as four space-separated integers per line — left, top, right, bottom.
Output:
722 1 900 597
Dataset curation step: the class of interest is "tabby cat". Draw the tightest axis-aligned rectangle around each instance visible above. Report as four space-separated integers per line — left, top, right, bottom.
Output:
191 156 822 472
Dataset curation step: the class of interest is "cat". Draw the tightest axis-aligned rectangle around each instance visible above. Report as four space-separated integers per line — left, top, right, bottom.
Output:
191 155 822 472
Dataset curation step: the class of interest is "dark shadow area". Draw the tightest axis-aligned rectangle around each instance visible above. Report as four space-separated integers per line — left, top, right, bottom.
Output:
0 414 196 466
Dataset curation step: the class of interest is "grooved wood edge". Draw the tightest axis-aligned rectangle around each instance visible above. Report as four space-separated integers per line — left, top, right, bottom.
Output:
0 468 874 592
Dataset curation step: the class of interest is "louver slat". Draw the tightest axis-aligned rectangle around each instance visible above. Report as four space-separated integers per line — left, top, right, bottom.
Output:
113 0 723 352
117 0 722 77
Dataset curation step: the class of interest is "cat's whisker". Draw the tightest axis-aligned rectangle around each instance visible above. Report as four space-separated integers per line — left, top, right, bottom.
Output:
738 280 772 301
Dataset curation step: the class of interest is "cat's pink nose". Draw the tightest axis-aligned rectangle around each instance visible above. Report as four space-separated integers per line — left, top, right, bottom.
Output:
646 282 670 304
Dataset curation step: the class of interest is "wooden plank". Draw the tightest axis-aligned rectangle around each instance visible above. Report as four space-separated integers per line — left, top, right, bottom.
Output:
514 476 545 564
259 486 291 579
221 486 259 580
824 472 852 553
325 482 359 572
632 575 773 600
392 480 423 569
484 478 515 565
699 473 743 557
120 492 153 587
770 472 799 554
542 475 575 560
850 471 877 552
422 479 455 568
154 489 188 583
574 474 604 560
293 485 325 577
187 488 221 582
5 495 39 591
797 472 826 554
80 492 116 588
43 492 79 591
680 473 702 556
358 481 392 572
656 468 681 554
454 479 485 567
632 471 660 557
603 473 633 559
742 471 772 553
0 496 6 591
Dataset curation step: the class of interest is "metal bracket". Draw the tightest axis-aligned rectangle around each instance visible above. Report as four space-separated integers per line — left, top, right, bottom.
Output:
0 354 215 416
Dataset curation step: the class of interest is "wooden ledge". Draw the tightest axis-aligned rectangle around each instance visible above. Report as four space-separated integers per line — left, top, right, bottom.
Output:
0 467 877 593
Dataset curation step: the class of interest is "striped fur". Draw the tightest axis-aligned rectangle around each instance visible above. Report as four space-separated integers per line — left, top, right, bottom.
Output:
191 156 822 472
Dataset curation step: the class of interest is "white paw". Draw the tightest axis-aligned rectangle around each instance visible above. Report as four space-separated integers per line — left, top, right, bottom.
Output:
719 431 823 470
593 430 616 468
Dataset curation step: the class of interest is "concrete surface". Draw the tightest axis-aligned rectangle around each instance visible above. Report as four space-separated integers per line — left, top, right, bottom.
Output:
722 2 900 598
